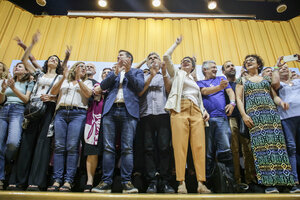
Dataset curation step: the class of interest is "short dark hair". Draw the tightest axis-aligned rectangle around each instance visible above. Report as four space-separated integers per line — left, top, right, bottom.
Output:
102 67 112 72
262 67 272 72
243 54 264 74
119 50 133 64
222 60 232 71
181 56 196 72
43 55 63 75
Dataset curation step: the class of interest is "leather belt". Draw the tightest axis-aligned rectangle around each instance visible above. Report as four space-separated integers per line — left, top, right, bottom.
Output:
58 106 86 110
113 102 125 107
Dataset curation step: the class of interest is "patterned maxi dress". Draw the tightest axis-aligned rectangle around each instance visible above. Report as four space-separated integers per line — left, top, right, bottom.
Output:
237 76 295 186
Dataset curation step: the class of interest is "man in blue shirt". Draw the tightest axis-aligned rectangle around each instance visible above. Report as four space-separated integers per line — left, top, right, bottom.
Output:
197 60 235 188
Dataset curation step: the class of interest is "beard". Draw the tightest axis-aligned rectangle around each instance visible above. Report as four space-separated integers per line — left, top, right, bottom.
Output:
226 70 236 77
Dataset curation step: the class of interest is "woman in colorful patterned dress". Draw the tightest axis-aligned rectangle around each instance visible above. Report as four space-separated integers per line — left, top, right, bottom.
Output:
235 54 296 193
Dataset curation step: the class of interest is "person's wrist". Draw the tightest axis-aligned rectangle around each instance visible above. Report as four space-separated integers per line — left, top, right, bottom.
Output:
230 101 236 107
77 79 82 83
274 66 279 70
0 90 5 95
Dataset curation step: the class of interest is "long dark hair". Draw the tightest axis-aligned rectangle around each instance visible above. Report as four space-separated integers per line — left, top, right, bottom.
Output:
42 55 63 75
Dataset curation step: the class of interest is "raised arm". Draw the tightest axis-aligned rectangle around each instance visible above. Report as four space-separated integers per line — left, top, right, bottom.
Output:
272 56 285 91
21 31 41 74
163 36 182 78
61 45 72 70
14 35 42 71
161 62 171 94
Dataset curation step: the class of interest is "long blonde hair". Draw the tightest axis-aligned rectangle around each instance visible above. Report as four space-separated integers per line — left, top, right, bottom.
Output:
67 61 88 82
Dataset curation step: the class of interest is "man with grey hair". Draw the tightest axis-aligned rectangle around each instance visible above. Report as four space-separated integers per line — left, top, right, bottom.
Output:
137 52 174 193
197 60 235 190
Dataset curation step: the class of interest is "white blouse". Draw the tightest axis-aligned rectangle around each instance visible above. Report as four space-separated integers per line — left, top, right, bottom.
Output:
56 79 93 110
31 75 63 101
182 74 201 106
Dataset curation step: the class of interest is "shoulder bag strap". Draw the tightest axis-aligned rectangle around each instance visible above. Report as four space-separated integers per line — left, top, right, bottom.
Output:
46 75 59 94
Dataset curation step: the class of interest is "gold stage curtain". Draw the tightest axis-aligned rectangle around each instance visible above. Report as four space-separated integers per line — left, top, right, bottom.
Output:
0 0 299 69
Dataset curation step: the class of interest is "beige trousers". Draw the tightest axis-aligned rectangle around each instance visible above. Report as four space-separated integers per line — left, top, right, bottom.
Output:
229 117 256 184
170 99 206 182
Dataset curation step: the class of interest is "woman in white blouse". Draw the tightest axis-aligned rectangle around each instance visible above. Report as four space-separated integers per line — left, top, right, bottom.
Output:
47 61 93 192
163 36 210 194
7 31 70 191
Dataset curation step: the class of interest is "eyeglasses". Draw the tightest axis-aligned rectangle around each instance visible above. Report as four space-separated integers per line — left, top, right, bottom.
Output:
181 59 191 64
78 65 86 68
86 65 95 68
245 58 256 63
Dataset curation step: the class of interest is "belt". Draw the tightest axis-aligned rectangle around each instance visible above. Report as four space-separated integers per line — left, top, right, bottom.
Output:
58 106 86 110
113 102 125 107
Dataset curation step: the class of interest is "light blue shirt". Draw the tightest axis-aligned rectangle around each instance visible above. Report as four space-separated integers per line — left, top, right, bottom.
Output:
278 79 300 120
3 81 34 105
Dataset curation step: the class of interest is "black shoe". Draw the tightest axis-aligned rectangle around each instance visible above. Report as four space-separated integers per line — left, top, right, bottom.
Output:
162 183 175 194
122 181 138 194
146 183 157 193
6 184 23 191
91 181 112 193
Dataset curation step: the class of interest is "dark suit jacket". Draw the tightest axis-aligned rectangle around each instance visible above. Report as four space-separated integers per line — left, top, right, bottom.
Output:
100 68 144 119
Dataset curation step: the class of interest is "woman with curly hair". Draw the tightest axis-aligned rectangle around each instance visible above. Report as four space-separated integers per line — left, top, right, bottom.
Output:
236 54 297 193
7 31 71 191
47 61 93 192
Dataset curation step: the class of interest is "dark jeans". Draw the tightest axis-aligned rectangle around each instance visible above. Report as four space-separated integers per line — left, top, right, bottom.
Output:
0 104 25 180
140 114 171 185
281 116 300 184
102 105 137 185
206 117 234 180
53 108 87 184
9 102 55 188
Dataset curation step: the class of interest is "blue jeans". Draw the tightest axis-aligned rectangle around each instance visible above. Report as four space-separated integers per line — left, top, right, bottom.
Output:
281 116 300 184
206 117 233 179
102 105 138 185
0 104 25 180
53 108 87 184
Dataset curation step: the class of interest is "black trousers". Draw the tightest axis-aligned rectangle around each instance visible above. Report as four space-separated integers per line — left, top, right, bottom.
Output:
9 102 55 189
140 114 172 184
